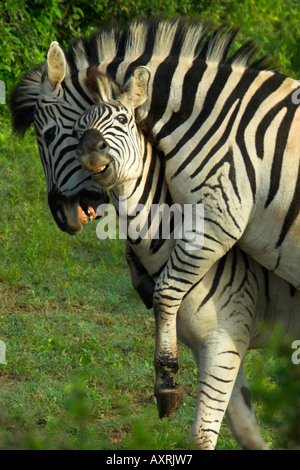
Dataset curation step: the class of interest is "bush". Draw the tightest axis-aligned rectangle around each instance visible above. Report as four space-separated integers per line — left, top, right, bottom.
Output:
249 327 300 449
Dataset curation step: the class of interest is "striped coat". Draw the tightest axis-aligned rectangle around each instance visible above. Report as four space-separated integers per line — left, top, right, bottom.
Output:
74 73 300 449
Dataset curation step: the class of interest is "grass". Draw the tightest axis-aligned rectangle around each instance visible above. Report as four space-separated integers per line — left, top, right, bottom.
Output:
0 112 294 450
0 113 199 450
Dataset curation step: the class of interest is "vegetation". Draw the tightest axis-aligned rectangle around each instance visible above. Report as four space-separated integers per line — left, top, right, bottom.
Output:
0 0 299 450
1 0 299 93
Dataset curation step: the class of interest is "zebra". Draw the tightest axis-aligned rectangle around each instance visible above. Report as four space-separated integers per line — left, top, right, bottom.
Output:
9 17 300 421
73 70 300 449
74 58 300 416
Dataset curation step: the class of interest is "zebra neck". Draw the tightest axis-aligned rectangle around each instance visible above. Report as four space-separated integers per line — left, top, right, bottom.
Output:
111 138 166 220
110 138 169 247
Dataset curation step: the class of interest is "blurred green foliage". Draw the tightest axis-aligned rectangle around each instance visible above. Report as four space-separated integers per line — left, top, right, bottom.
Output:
249 327 300 449
1 0 299 96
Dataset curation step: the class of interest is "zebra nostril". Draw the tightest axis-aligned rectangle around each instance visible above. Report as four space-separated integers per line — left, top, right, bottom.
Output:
56 204 66 225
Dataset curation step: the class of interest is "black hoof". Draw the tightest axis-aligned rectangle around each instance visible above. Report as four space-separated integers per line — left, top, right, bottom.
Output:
155 385 183 418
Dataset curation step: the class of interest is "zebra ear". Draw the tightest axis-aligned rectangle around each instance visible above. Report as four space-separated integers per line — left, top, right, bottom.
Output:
46 41 66 90
119 66 151 110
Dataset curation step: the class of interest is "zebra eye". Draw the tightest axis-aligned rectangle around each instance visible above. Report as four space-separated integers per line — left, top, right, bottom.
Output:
44 126 56 144
116 114 128 124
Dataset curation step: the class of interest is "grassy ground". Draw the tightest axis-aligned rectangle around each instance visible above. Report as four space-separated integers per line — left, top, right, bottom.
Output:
0 113 286 450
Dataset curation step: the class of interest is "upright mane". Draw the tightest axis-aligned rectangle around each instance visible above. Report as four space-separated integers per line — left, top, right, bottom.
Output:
10 16 274 137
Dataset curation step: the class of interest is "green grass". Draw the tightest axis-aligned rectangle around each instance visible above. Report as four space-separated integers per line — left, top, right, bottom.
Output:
0 113 293 450
0 114 199 450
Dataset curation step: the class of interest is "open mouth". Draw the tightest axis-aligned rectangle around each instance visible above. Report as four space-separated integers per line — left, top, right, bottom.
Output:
90 164 109 177
78 201 98 225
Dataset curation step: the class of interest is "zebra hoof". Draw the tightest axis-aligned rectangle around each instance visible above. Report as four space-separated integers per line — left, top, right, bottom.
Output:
155 385 183 418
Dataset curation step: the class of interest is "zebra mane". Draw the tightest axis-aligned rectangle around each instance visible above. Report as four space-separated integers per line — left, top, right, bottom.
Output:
10 16 274 137
67 16 273 74
10 63 45 137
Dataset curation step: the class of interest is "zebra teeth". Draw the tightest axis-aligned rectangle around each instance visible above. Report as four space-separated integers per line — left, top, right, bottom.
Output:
78 203 97 223
88 206 97 220
91 165 107 175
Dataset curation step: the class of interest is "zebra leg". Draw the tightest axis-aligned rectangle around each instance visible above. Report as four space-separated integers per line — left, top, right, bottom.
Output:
226 363 269 450
189 330 245 450
125 244 184 417
153 239 229 418
154 306 183 418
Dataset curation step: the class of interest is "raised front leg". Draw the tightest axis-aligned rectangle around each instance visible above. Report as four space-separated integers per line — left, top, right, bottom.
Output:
153 234 229 418
153 299 183 418
151 141 252 416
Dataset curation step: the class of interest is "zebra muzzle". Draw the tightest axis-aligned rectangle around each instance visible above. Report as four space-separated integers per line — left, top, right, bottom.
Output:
90 164 108 176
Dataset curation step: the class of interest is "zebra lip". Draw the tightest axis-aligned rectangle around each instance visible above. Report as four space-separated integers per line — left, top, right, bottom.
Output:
90 164 108 176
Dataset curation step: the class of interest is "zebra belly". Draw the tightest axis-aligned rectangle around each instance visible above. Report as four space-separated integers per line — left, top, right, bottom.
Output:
176 247 300 353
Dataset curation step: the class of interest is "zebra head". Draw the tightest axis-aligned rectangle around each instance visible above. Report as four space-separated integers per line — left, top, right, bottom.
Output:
74 67 151 190
10 42 113 235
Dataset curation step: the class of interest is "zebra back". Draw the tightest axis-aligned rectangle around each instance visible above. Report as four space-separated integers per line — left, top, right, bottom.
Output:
10 16 275 138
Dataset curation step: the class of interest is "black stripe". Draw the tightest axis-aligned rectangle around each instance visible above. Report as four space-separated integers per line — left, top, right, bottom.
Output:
276 158 300 248
198 380 227 395
155 61 208 140
59 164 82 187
255 100 285 160
54 144 78 176
163 63 234 157
289 284 296 297
168 67 260 188
265 93 299 208
70 72 94 107
191 148 241 209
64 84 90 112
173 247 199 269
209 374 233 383
127 155 163 247
169 256 197 276
204 218 238 241
148 60 181 129
124 19 184 84
221 248 237 295
261 266 270 302
235 73 287 199
200 255 227 307
217 350 240 356
200 390 226 403
106 20 168 80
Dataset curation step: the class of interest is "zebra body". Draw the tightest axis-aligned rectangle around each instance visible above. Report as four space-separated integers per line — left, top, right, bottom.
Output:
10 18 300 262
74 62 300 416
74 78 300 449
